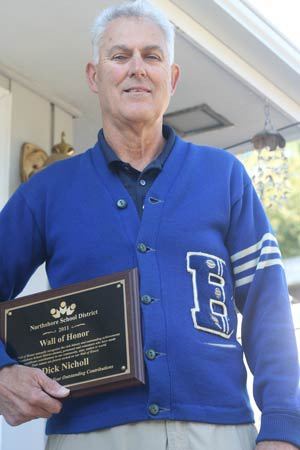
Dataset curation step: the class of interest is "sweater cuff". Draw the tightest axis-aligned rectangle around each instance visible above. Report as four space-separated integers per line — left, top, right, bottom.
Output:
0 340 18 368
257 411 300 448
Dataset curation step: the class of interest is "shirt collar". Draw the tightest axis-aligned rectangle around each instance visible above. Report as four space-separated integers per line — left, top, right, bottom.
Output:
98 125 176 173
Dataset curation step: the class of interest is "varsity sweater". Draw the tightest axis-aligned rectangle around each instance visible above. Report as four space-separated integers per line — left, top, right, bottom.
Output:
0 135 299 446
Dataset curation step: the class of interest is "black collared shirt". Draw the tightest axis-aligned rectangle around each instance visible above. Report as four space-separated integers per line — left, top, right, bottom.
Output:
98 125 176 217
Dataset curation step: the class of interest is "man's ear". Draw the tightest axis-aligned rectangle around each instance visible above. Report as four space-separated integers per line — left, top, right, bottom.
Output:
170 63 180 96
86 62 99 94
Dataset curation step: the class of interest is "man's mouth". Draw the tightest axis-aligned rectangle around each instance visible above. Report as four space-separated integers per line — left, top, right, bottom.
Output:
124 87 151 93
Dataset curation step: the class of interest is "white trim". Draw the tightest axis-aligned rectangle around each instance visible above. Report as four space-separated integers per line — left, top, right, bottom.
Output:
208 273 225 287
231 233 278 262
0 87 12 209
233 257 259 275
233 246 281 275
235 274 255 288
210 299 230 334
261 246 282 257
152 0 300 121
204 342 237 348
234 259 284 288
216 0 300 73
257 258 284 270
0 63 81 119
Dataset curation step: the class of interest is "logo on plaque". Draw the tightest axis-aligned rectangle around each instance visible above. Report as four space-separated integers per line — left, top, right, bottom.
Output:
50 301 77 319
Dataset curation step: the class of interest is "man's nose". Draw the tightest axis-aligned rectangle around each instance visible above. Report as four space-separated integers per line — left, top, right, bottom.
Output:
128 54 147 78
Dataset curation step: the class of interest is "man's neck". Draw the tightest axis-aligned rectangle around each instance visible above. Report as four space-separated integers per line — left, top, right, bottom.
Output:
102 120 165 172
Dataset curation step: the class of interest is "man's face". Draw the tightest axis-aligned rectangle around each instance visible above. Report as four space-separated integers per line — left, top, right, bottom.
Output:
86 17 180 126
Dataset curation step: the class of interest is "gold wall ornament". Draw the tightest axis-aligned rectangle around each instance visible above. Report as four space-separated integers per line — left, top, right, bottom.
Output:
20 144 49 182
20 132 75 182
51 131 75 159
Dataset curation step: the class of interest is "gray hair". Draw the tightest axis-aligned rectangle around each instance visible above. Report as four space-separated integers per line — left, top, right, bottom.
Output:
91 0 175 65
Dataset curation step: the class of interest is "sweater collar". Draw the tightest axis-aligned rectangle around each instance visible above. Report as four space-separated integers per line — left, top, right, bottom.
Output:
97 125 176 173
89 131 188 244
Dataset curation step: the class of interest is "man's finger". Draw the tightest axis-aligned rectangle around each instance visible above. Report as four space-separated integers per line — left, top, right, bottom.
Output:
37 371 70 399
30 389 63 415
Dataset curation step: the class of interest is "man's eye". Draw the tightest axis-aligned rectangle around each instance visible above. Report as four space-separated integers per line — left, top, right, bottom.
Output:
112 55 127 61
146 55 160 60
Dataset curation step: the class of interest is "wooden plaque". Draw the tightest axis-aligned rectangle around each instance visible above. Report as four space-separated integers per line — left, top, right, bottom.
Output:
0 268 145 397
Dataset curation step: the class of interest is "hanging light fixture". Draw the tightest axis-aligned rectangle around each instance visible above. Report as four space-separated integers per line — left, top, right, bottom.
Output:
251 101 289 208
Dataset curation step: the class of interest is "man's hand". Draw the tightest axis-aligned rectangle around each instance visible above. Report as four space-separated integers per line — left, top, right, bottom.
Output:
256 442 299 450
0 364 70 426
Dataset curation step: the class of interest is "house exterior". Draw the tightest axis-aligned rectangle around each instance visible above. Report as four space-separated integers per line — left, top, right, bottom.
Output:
0 1 299 449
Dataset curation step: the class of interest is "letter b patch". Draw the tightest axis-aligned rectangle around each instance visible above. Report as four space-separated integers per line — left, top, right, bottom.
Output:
187 252 233 339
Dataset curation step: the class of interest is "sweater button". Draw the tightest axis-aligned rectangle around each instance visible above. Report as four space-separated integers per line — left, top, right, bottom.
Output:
148 404 160 416
141 295 152 305
137 243 147 253
145 349 156 360
116 199 127 209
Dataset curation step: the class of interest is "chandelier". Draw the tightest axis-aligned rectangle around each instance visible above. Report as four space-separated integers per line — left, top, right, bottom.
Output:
251 101 289 209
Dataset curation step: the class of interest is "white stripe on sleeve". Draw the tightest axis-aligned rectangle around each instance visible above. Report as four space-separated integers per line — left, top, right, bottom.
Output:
231 233 278 263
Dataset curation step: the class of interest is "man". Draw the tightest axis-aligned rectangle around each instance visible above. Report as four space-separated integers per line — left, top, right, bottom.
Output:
0 1 299 449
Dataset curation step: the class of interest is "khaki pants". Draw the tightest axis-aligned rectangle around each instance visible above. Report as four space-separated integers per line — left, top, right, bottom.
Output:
46 420 257 450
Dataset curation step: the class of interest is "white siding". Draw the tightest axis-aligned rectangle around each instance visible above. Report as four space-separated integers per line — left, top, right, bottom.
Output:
0 80 74 450
10 81 52 195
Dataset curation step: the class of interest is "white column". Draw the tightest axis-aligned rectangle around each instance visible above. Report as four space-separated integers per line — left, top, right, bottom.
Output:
0 83 74 450
0 85 47 450
0 87 11 209
0 86 11 450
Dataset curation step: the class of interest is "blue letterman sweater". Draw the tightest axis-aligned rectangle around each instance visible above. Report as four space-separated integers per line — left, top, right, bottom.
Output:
0 135 299 446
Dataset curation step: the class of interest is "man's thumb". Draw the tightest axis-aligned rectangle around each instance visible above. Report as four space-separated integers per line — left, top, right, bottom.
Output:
39 373 70 398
